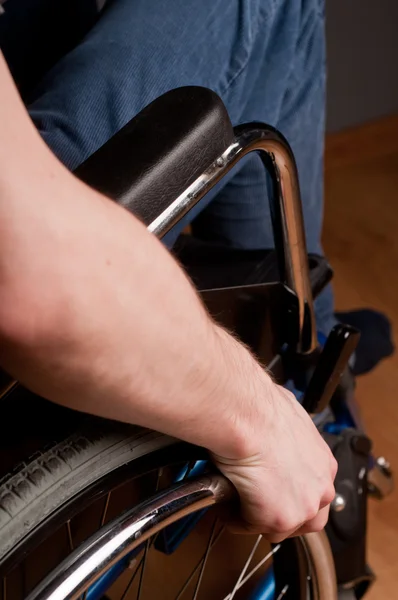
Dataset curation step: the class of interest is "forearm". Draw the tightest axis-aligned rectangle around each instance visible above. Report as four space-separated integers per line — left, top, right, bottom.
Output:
0 54 272 460
0 173 271 459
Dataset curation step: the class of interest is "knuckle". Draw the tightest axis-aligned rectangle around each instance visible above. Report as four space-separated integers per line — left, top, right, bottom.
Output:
304 498 320 522
330 455 338 478
313 510 329 532
308 521 323 533
272 512 298 534
323 482 336 505
267 532 287 544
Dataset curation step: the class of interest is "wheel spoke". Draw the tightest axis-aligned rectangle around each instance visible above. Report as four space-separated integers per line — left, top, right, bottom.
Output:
119 554 145 600
175 526 225 600
119 554 143 600
276 584 289 599
66 520 74 552
135 468 163 599
136 539 150 600
225 535 263 600
222 544 281 600
118 530 160 600
100 492 111 527
192 518 218 600
119 469 162 600
183 461 196 480
11 464 294 600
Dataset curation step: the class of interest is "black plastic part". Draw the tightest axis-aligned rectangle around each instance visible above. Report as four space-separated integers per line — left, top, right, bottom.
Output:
301 324 360 413
172 236 332 376
173 235 332 300
308 254 334 299
75 86 234 227
200 283 297 372
350 435 372 457
324 429 371 589
353 564 376 599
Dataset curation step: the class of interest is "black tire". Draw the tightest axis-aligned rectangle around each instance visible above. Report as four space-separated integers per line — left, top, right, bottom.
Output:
0 419 337 600
0 420 184 572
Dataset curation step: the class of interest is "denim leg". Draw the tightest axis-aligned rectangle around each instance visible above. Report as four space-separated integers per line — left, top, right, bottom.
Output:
191 0 335 334
194 0 325 251
27 0 335 334
28 0 272 169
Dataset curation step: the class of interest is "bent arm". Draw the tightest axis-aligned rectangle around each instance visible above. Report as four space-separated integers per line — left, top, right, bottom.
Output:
0 54 337 539
0 53 272 460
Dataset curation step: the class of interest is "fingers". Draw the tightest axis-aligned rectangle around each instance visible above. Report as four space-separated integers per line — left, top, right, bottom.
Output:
319 480 336 510
212 378 338 544
263 505 331 543
330 452 338 480
221 464 336 541
264 526 304 545
229 499 332 543
292 505 330 536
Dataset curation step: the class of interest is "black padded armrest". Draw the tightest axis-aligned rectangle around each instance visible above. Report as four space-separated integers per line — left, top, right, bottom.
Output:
75 86 234 227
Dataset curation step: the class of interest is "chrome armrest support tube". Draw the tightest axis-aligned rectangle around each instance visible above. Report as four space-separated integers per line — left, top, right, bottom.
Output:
0 124 316 402
149 123 317 354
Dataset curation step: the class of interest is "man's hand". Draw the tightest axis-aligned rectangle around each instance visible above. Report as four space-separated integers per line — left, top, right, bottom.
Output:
213 383 337 542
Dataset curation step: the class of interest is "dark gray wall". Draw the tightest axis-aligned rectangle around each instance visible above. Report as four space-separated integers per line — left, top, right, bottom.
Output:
326 0 398 131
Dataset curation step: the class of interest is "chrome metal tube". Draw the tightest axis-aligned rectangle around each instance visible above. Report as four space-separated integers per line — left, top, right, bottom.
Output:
149 123 317 354
26 475 235 600
0 123 316 403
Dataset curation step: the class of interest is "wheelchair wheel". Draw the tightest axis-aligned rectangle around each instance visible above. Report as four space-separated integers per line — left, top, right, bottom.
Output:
0 420 337 600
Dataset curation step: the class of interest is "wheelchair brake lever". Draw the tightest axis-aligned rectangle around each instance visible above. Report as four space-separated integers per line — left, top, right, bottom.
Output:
302 324 360 414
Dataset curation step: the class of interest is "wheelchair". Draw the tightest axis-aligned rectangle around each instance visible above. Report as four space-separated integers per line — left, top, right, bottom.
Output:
0 87 393 600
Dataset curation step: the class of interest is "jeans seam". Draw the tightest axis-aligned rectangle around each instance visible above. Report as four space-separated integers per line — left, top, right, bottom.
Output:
219 53 251 95
220 0 277 96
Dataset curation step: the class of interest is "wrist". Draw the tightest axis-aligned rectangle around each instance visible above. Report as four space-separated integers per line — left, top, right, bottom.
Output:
205 325 276 461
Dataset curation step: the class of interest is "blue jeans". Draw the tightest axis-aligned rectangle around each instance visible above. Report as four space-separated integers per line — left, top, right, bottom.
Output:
26 0 335 335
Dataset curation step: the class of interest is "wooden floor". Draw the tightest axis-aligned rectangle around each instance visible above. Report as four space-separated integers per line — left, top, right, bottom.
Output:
324 115 398 598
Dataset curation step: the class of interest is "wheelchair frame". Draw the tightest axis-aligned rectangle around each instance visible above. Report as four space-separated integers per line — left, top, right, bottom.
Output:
23 122 337 600
150 122 317 356
0 88 391 600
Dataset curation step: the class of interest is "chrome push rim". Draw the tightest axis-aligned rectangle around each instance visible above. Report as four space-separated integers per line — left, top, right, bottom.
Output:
26 475 234 600
24 474 316 600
